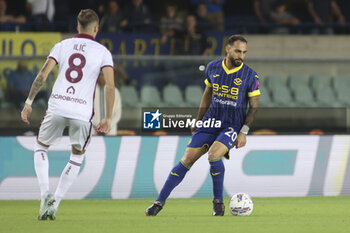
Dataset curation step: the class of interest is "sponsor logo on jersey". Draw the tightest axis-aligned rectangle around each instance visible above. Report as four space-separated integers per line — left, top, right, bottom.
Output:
213 97 237 107
51 93 87 105
213 74 220 78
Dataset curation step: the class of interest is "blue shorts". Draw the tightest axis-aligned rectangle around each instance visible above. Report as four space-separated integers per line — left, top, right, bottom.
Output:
187 126 240 152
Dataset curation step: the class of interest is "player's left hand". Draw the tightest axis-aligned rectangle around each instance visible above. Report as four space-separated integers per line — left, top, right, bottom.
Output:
21 104 32 125
96 118 111 134
235 132 247 149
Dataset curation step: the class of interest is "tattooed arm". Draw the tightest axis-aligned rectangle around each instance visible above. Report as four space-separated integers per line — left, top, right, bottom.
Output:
21 58 57 124
235 95 260 148
27 58 56 100
244 95 260 127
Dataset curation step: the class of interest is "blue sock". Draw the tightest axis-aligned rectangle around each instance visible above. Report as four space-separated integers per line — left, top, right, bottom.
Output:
210 159 225 201
157 161 189 205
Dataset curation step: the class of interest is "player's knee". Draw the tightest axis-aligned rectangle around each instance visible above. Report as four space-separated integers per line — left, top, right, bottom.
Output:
72 146 85 155
36 140 49 149
208 149 221 161
181 158 194 167
182 155 200 167
181 148 204 167
34 141 49 154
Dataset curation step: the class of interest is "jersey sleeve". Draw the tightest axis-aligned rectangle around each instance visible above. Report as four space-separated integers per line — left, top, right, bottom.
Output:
247 72 261 97
204 62 212 88
101 48 114 69
48 42 62 64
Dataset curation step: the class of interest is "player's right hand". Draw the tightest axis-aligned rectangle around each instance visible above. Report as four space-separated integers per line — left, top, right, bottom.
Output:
96 118 111 134
235 132 247 149
21 104 32 125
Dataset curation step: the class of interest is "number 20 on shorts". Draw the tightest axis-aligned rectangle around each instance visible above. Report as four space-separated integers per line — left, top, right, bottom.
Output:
225 127 237 142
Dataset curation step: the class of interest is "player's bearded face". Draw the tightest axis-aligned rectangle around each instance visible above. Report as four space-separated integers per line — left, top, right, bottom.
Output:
229 55 243 67
228 41 247 67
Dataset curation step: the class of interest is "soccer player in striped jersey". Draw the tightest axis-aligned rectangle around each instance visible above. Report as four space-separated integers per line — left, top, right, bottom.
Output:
21 9 115 220
146 35 260 216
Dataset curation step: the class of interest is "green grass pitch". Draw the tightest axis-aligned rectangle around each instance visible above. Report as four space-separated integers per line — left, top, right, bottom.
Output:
1 196 349 233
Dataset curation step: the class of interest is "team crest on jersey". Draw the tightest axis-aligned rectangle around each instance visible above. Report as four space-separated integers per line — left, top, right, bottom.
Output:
66 86 75 94
234 78 242 86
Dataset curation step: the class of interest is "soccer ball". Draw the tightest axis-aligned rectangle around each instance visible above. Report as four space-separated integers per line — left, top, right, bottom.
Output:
228 193 254 216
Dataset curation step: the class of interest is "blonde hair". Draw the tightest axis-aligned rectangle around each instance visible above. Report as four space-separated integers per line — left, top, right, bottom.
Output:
77 9 99 29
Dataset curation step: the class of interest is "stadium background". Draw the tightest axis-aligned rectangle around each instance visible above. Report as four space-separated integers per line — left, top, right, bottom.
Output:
1 0 350 200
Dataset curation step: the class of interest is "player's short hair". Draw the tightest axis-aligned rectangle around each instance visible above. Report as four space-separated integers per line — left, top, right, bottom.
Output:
77 9 99 29
227 35 248 45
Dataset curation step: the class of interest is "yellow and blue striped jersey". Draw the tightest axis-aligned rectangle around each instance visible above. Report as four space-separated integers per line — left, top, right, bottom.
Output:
201 58 260 132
